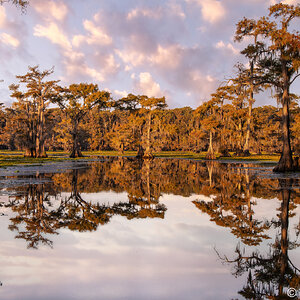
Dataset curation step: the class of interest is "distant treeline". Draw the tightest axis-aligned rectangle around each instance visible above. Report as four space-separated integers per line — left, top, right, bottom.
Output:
0 101 299 156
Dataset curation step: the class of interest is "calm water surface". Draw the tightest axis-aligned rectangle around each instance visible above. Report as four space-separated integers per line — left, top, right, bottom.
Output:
0 157 299 300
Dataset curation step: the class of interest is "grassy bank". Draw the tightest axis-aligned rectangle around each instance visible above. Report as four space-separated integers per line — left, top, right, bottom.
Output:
0 150 281 167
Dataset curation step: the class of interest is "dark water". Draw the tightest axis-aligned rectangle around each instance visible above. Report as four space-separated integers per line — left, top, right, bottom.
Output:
0 157 299 300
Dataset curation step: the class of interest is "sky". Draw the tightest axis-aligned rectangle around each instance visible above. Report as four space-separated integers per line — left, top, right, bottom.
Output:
0 0 299 108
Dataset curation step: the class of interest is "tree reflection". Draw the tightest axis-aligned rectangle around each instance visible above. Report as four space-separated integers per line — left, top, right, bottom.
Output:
215 179 300 299
193 163 271 246
5 159 167 248
2 157 299 299
7 175 59 248
55 169 111 232
123 159 165 219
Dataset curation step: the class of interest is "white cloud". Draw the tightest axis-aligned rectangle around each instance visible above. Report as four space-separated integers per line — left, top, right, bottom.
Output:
201 0 225 23
34 22 72 50
216 40 225 48
167 2 186 19
84 67 105 82
0 33 20 48
106 54 119 71
116 44 182 69
186 0 226 23
127 7 163 20
206 75 215 82
62 49 107 83
72 20 112 47
215 40 239 55
64 63 105 82
115 41 220 105
150 44 182 69
98 53 120 76
270 0 298 4
114 90 128 98
33 0 68 21
124 65 131 72
0 7 6 29
189 69 217 100
72 35 85 48
115 48 147 67
66 49 85 61
282 0 298 4
127 3 185 21
34 21 108 83
134 72 164 97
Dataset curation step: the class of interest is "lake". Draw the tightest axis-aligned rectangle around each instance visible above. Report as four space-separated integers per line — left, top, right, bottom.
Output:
0 157 299 300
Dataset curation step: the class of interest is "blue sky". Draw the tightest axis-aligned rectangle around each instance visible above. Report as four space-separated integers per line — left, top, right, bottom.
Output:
0 0 298 108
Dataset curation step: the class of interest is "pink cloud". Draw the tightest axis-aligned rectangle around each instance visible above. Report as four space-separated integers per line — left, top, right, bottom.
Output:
0 32 20 47
133 72 164 97
32 0 68 21
186 0 226 23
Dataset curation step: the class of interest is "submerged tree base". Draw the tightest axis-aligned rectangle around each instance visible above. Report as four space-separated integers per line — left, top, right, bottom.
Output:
70 154 84 158
205 152 216 160
24 152 48 159
273 155 295 173
24 149 36 158
136 146 145 159
136 146 154 160
69 150 83 158
293 156 300 171
240 150 251 157
143 152 154 159
234 149 245 156
219 148 231 157
36 154 48 158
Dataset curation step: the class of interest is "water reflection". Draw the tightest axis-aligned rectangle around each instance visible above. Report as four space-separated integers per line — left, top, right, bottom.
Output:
4 159 168 248
213 178 300 299
0 157 299 299
7 177 59 248
191 161 300 298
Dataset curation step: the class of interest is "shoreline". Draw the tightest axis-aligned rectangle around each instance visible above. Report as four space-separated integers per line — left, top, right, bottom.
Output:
0 150 281 168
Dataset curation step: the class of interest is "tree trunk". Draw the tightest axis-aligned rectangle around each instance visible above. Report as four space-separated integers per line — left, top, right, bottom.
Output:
24 106 36 157
235 120 243 156
206 130 215 160
136 145 144 159
36 97 47 158
243 101 252 156
70 119 83 158
273 63 294 172
147 112 151 151
219 107 231 157
143 112 153 159
24 126 36 157
120 142 124 154
243 61 254 157
24 148 35 157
